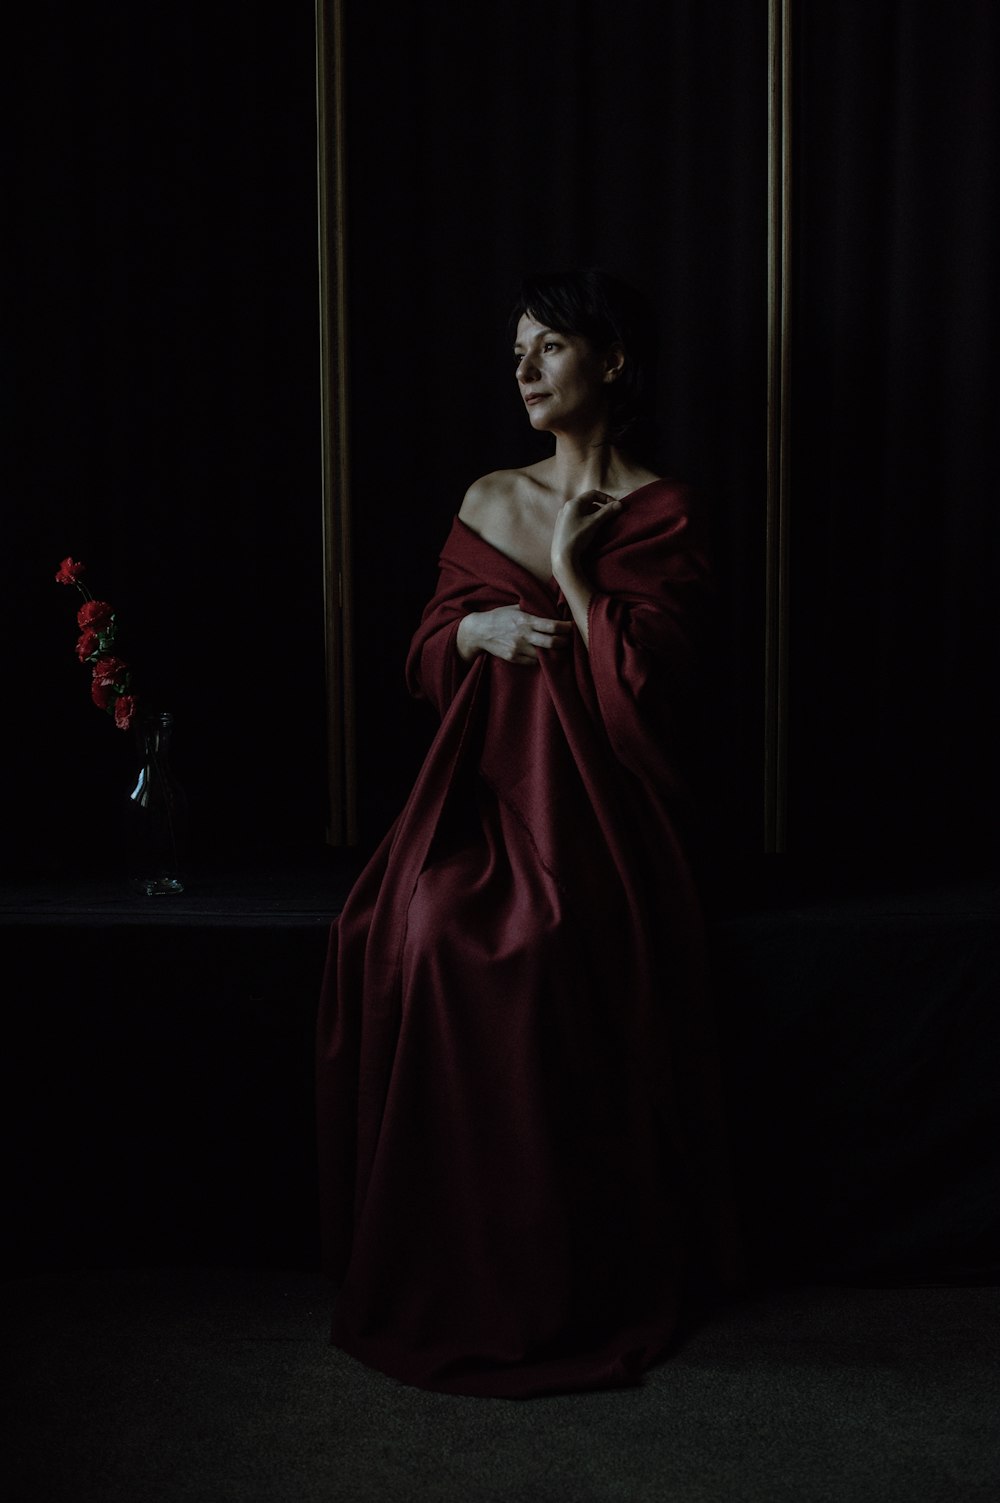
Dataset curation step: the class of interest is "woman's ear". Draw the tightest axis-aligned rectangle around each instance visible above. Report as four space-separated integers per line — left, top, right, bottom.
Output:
603 343 626 382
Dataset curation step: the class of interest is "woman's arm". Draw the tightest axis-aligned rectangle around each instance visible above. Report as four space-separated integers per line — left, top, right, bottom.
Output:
550 492 623 649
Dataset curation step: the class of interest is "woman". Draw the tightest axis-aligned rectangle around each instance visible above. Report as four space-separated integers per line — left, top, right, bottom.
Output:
316 268 740 1398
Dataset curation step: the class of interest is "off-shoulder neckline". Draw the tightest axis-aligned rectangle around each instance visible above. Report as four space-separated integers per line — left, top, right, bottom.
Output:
453 478 667 587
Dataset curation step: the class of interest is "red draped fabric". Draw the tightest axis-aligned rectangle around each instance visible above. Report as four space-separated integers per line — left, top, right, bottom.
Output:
316 480 741 1397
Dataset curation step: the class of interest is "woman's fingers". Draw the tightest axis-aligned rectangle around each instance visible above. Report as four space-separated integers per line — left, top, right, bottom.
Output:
578 497 622 529
513 620 572 663
530 618 573 646
473 606 575 664
523 620 572 660
551 493 622 568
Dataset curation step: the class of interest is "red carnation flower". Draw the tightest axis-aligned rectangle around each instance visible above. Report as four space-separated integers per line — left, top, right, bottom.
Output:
91 676 115 710
78 599 114 632
91 656 130 708
92 655 129 688
55 555 144 734
75 627 100 662
114 693 138 731
55 557 86 585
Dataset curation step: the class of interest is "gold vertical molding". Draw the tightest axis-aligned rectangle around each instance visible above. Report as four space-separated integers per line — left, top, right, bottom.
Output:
316 0 357 844
765 0 792 852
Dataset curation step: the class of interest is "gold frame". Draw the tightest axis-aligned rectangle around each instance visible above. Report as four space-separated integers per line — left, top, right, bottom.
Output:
316 0 357 844
765 0 792 852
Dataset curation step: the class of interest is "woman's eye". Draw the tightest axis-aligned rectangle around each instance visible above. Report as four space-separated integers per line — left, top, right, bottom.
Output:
543 342 560 352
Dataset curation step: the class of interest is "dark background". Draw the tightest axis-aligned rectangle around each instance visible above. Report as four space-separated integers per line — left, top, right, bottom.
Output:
4 0 998 1289
790 0 998 876
10 1 325 874
7 0 998 883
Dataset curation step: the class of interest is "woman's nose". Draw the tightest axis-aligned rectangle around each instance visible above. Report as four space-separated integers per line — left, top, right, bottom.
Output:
516 355 540 382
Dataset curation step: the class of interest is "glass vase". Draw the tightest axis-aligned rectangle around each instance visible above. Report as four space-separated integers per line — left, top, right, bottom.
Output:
127 710 188 895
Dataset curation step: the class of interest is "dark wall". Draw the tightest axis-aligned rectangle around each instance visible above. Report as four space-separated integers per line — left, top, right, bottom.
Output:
9 1 997 886
789 0 999 876
10 1 326 873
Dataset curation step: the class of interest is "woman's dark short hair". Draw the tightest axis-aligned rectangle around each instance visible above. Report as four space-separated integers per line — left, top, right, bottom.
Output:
510 267 657 456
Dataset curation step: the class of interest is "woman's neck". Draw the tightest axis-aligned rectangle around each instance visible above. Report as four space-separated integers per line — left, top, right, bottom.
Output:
544 434 647 501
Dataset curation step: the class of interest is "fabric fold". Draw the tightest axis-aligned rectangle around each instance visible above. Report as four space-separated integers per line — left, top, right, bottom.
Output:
316 478 740 1397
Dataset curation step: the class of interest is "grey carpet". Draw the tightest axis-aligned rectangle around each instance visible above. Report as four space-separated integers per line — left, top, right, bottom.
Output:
3 1269 998 1502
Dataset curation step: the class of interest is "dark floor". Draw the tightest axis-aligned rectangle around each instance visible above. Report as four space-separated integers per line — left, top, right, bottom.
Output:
3 1269 998 1503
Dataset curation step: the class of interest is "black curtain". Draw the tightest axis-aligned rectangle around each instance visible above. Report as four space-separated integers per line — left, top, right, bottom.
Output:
9 1 997 885
9 1 326 874
790 0 999 877
7 0 998 1289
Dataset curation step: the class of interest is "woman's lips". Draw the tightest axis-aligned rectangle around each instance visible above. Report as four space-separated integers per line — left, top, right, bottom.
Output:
524 393 548 406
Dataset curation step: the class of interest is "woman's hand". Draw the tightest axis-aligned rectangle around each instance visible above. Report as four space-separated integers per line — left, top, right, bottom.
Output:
551 490 623 578
456 606 574 665
550 491 622 650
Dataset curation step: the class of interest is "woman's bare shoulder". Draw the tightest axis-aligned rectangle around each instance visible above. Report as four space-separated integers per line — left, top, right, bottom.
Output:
458 467 538 522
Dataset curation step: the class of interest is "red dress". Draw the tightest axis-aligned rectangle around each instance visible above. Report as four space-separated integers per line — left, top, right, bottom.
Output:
316 479 740 1397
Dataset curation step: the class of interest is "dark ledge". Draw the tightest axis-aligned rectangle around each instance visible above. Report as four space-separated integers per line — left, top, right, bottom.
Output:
0 848 364 928
2 847 996 929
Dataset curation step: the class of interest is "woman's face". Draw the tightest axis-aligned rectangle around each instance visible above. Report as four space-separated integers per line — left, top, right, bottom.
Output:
513 313 617 435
